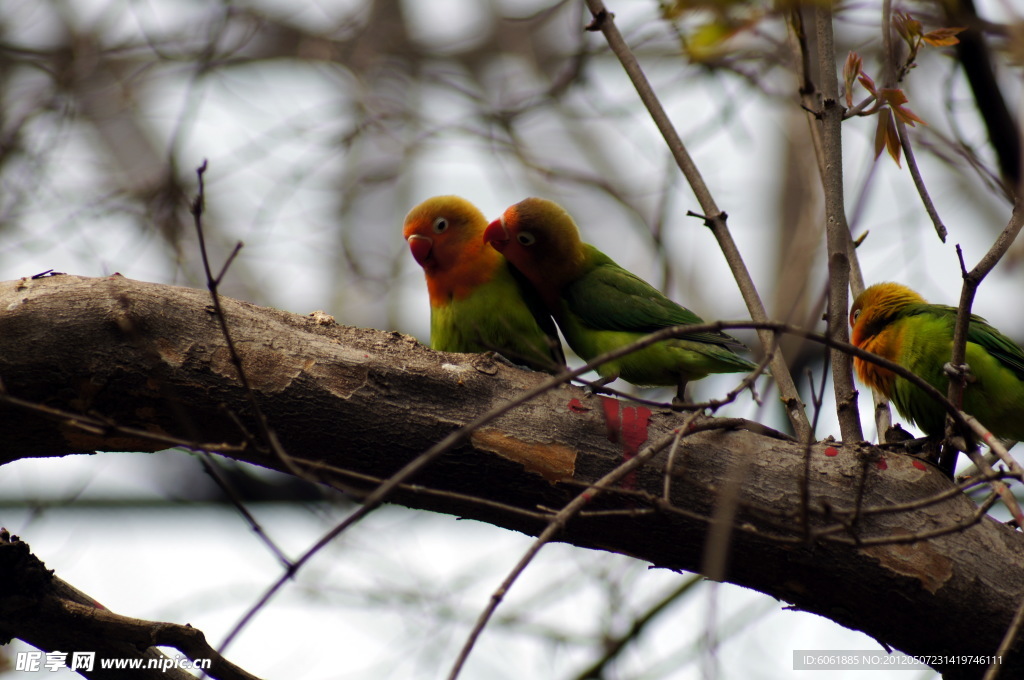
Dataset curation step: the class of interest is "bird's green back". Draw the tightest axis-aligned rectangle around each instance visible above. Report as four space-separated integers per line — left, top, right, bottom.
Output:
552 245 754 386
564 246 748 351
889 303 1024 439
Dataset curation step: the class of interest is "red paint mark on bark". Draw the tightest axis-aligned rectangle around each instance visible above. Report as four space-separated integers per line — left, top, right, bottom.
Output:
824 446 839 457
567 398 589 413
912 460 927 471
598 399 651 492
621 406 652 459
876 458 888 470
601 397 620 444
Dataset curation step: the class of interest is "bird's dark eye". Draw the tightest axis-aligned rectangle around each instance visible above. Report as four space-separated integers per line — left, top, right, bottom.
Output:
432 217 448 234
517 231 536 246
851 308 861 324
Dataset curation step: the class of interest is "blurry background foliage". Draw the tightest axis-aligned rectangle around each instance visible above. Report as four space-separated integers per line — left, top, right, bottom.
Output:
0 0 1021 678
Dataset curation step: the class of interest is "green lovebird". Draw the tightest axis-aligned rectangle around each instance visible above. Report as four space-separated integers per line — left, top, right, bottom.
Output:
403 196 564 373
483 197 755 402
850 282 1024 441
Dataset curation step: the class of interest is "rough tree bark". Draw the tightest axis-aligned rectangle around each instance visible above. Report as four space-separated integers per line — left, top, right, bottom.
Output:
1 274 1022 678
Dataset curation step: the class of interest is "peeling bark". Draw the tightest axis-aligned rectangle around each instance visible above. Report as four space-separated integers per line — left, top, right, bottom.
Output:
1 274 1022 678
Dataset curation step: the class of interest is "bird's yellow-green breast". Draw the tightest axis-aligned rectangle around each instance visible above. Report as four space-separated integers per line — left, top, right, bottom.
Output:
403 196 563 372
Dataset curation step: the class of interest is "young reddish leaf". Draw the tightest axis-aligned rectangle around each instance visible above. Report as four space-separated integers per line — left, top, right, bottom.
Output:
879 88 908 106
880 88 927 126
874 109 902 166
873 109 888 159
857 71 877 97
923 27 966 47
893 104 926 127
843 52 863 107
885 113 902 164
893 11 922 44
844 51 863 80
892 13 910 42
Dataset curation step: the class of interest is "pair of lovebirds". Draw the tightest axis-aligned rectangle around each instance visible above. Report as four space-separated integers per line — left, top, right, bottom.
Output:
404 195 1024 443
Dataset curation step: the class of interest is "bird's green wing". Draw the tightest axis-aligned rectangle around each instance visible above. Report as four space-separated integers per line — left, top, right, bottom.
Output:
916 304 1024 380
563 249 746 350
967 316 1024 379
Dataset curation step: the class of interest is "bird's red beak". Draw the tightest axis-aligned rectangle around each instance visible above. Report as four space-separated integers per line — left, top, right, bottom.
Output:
483 218 509 252
407 234 433 266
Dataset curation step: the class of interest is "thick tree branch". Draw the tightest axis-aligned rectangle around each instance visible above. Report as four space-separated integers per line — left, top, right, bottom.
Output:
1 275 1023 678
0 532 258 680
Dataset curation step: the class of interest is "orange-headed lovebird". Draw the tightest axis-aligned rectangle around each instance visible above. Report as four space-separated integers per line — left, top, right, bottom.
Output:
483 197 755 402
850 282 1024 441
403 196 564 372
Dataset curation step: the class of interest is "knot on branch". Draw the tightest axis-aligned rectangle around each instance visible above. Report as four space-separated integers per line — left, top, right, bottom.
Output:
585 10 612 32
943 362 975 385
0 533 52 606
685 210 728 229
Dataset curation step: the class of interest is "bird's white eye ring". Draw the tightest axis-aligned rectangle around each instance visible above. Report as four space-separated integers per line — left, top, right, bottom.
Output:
851 308 861 323
432 217 448 234
517 231 536 246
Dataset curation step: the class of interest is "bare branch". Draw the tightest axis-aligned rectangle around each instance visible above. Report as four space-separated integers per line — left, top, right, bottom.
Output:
895 118 949 242
813 5 862 443
986 594 1024 680
568 575 701 680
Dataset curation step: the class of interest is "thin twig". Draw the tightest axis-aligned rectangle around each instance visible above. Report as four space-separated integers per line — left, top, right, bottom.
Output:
0 389 245 455
960 412 1024 479
814 493 998 546
958 417 1024 522
984 594 1024 680
447 416 701 680
896 118 948 241
674 347 773 412
198 453 293 568
298 458 558 523
569 575 702 680
801 349 832 540
788 8 827 183
662 427 685 501
190 162 308 480
880 0 947 242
